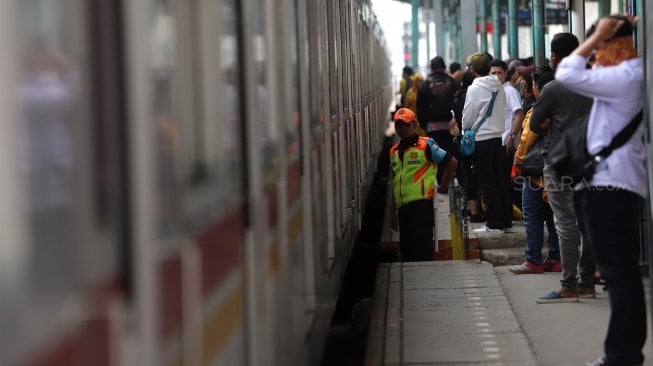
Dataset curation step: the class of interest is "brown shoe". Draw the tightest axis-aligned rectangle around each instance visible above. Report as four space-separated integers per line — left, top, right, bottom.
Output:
578 286 596 298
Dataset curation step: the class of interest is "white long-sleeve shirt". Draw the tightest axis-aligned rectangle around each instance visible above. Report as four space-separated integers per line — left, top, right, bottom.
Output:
502 82 522 145
462 75 506 142
556 54 647 198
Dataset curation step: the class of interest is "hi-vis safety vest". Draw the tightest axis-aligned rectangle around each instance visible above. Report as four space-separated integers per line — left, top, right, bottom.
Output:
390 137 437 208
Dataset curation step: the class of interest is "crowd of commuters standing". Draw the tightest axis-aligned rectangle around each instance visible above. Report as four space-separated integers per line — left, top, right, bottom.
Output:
392 14 646 366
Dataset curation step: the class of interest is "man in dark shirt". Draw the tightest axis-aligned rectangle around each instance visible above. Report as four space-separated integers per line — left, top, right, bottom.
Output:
417 56 460 187
528 33 596 303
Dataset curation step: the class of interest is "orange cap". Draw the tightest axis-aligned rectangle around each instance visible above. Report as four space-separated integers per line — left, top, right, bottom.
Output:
393 108 416 124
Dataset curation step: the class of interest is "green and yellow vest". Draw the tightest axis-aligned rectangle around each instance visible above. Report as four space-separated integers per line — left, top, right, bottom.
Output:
390 137 437 208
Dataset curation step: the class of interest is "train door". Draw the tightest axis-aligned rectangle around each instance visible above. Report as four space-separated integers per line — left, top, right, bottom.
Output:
0 1 130 365
123 0 250 365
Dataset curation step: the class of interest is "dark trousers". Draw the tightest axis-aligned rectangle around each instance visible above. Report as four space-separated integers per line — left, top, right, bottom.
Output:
429 130 455 186
398 199 434 262
474 138 513 229
461 154 479 201
575 189 646 365
501 148 522 210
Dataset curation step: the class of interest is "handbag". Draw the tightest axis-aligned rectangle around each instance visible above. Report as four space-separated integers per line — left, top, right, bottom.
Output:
460 91 498 156
520 136 544 176
548 109 643 185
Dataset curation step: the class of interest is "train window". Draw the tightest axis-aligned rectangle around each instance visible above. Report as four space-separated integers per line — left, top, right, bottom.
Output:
341 2 350 110
217 0 242 210
327 1 338 116
148 0 183 238
306 3 319 127
288 0 301 171
252 0 279 190
3 0 123 362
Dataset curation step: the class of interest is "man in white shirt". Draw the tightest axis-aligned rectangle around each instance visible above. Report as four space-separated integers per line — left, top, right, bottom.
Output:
462 52 511 232
490 59 524 213
489 59 524 154
556 15 646 366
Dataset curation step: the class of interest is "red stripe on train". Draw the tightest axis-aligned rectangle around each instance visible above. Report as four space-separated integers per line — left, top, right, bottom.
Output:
27 277 123 366
196 206 244 298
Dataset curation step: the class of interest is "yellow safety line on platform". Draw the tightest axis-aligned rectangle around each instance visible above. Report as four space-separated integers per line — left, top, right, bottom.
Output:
450 214 464 259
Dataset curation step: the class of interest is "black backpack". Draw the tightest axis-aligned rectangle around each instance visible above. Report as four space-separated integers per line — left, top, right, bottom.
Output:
548 110 643 185
425 74 455 108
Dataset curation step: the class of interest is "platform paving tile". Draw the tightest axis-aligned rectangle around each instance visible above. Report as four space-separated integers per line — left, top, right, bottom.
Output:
367 261 537 365
383 332 536 365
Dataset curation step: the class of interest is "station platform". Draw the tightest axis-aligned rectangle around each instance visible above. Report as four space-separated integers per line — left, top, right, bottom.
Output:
369 187 653 365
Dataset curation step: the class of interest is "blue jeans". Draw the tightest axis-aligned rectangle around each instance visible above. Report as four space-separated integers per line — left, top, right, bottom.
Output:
522 180 559 264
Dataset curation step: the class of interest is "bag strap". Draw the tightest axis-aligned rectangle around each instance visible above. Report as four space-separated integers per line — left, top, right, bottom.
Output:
595 109 643 159
472 91 498 133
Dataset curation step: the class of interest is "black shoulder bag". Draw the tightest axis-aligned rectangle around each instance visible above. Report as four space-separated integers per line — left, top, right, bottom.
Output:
548 109 643 185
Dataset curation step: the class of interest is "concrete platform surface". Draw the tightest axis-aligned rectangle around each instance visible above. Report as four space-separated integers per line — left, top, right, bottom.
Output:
366 260 652 365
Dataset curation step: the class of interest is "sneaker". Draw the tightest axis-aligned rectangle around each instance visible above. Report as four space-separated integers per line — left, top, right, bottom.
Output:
586 356 608 366
473 225 503 233
586 356 641 366
536 288 579 304
509 261 544 274
578 286 597 298
543 259 562 272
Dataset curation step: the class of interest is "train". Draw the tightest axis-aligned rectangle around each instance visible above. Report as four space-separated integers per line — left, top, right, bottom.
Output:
0 0 392 365
4 0 653 365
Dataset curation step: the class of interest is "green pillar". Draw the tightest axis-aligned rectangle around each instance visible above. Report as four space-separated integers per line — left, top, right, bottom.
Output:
492 0 501 59
411 0 419 70
480 0 488 52
618 0 623 14
636 0 643 52
532 0 545 67
456 4 463 62
508 0 518 59
598 0 611 18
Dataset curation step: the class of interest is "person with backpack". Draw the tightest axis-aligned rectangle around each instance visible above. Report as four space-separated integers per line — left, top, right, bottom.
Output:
416 56 460 189
555 15 646 366
527 33 597 299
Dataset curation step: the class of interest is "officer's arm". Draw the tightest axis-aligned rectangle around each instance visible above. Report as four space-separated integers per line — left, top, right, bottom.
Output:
389 162 399 231
438 156 458 193
426 139 458 192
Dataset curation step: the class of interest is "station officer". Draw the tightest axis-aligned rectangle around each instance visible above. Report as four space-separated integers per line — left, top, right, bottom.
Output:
390 108 457 261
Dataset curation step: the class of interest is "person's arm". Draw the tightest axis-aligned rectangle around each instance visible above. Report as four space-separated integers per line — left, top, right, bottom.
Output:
425 139 457 192
390 178 399 231
574 16 635 58
438 157 458 193
505 108 524 153
514 111 537 165
556 16 639 99
528 86 554 133
461 86 480 130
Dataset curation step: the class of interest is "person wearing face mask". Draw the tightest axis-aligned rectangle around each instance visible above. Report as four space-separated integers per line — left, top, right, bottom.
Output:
556 15 646 366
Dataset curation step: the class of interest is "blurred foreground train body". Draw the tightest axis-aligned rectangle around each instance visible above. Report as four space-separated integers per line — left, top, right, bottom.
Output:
0 0 391 365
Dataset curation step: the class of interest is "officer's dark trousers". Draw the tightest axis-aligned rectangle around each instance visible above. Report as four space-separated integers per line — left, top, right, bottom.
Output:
398 199 434 262
576 189 646 365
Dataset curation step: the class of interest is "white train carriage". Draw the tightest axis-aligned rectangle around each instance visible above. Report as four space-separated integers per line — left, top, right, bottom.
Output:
0 0 391 365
